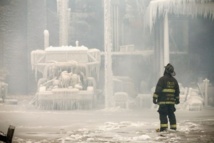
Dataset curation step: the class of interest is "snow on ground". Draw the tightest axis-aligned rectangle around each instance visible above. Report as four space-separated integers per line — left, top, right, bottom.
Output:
0 97 214 143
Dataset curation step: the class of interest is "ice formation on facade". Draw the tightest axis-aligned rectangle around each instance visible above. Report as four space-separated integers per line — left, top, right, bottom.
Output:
145 0 214 30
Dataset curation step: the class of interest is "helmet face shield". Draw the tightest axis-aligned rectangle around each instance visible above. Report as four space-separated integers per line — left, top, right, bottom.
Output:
165 63 176 76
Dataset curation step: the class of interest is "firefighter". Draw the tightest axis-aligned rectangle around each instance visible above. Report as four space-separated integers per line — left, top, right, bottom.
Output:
153 63 180 132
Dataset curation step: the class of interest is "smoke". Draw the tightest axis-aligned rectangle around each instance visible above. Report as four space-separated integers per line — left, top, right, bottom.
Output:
169 17 214 86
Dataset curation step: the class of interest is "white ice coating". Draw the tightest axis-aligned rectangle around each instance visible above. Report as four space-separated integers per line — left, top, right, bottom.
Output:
203 78 210 106
44 30 49 49
104 0 114 108
58 0 69 46
163 12 169 66
31 46 100 77
30 45 101 110
45 46 88 51
145 0 214 31
29 0 104 110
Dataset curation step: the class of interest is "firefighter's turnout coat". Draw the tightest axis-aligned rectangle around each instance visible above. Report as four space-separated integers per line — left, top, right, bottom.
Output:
153 72 180 131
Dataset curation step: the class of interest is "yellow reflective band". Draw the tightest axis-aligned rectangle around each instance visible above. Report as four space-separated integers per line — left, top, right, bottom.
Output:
170 124 176 128
166 94 175 97
158 101 175 105
161 124 168 127
153 94 158 98
168 98 175 101
162 89 175 93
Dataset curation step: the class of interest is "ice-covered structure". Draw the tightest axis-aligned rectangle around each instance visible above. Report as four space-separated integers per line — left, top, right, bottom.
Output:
174 79 213 111
145 0 214 76
177 85 204 111
31 43 101 110
30 0 101 110
0 81 8 102
145 0 214 31
0 69 8 102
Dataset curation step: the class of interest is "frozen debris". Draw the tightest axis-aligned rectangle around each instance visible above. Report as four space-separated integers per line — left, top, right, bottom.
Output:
11 119 214 143
99 122 121 131
86 138 94 141
98 121 148 132
133 134 151 141
179 121 201 133
184 89 204 111
30 46 101 110
113 92 129 109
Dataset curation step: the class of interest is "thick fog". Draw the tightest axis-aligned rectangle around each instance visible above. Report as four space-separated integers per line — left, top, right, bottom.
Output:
0 0 214 106
0 0 214 104
0 0 214 142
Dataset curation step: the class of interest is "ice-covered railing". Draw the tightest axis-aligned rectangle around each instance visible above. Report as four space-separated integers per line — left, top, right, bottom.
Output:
145 0 214 31
31 46 101 80
45 46 88 63
31 50 46 71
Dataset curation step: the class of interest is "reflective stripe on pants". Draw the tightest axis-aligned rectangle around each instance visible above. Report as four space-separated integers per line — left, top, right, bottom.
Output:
159 104 177 131
170 124 177 129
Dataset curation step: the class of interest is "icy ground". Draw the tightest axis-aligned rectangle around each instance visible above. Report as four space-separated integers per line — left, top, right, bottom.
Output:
0 96 214 143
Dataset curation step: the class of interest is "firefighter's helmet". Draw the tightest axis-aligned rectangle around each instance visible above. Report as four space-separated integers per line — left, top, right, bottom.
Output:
165 63 176 76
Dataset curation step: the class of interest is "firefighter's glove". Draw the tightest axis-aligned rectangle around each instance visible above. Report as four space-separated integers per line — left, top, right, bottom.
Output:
175 99 180 105
153 98 158 104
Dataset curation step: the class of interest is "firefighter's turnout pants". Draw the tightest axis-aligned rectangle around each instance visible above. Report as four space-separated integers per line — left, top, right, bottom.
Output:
158 104 176 131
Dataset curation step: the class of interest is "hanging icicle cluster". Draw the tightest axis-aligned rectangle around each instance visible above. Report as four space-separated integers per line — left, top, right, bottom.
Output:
145 0 214 31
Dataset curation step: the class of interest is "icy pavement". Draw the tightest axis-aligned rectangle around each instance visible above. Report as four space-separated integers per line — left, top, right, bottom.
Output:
13 120 214 143
0 102 214 143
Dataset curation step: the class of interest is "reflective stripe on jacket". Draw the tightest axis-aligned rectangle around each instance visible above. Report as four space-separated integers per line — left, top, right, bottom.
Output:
153 73 180 104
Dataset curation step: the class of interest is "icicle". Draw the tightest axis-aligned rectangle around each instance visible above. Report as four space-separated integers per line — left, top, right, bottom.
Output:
145 0 214 30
